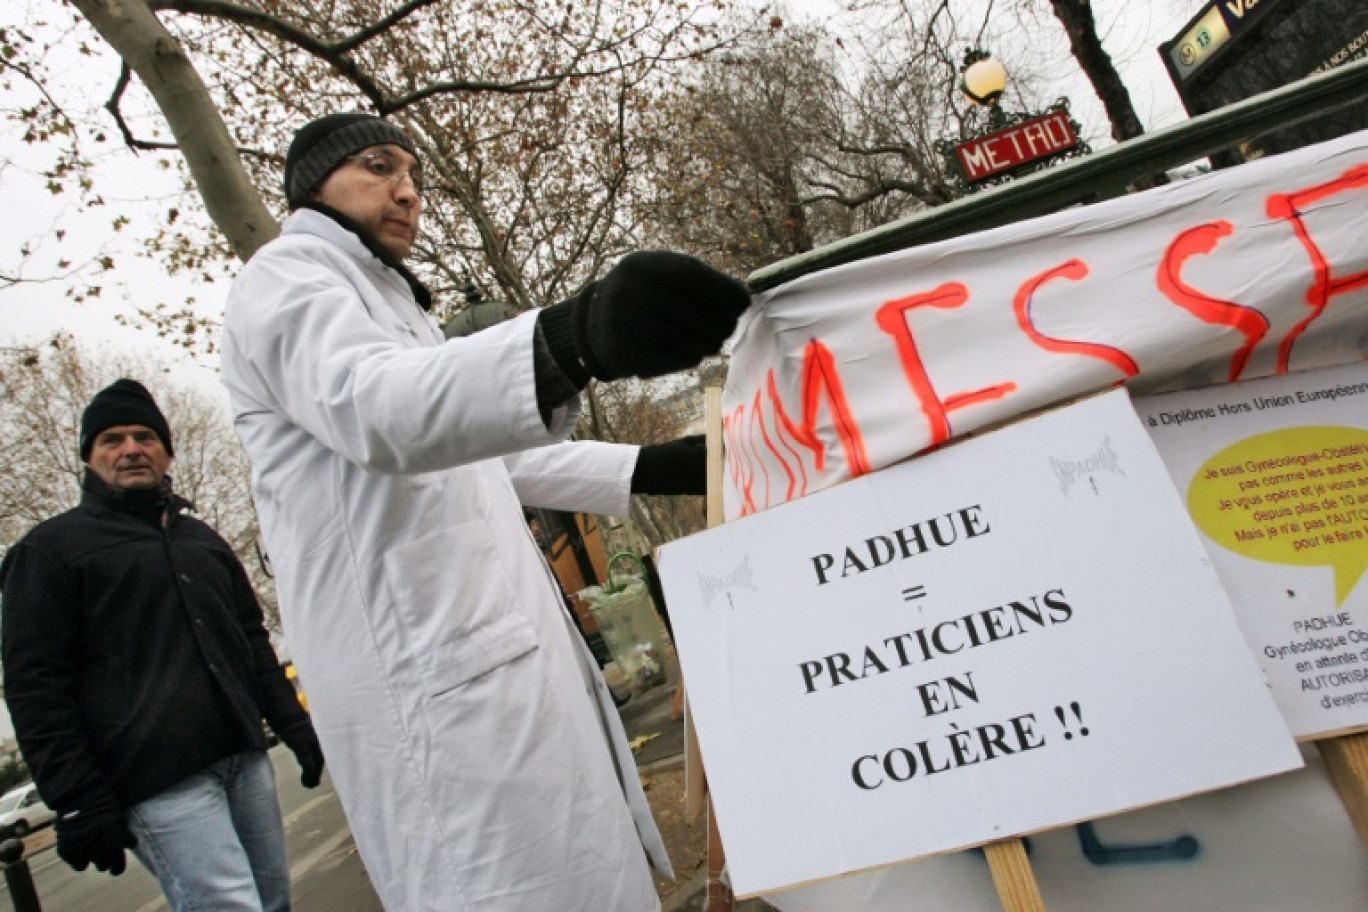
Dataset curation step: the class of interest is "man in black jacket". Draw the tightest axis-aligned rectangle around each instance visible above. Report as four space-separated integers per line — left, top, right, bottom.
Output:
0 379 323 912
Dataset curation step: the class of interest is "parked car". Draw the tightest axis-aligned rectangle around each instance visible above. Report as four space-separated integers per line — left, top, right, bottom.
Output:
0 784 55 839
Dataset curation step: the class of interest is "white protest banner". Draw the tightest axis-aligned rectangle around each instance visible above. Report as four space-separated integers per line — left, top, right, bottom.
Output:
722 130 1368 521
660 389 1300 898
1136 360 1368 739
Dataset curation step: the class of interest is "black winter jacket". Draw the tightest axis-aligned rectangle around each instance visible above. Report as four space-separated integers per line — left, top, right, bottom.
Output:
0 477 310 812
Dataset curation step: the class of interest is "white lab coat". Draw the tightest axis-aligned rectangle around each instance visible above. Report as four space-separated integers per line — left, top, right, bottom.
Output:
221 209 670 912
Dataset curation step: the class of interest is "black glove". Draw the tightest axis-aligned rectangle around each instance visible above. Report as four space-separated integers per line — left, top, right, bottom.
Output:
55 795 136 876
632 435 707 495
538 252 750 383
279 719 325 789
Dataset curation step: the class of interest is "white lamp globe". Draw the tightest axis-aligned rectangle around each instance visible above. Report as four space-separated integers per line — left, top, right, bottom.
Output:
962 57 1007 107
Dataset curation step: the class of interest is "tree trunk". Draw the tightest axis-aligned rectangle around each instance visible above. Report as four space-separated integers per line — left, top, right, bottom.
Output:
1046 0 1167 186
71 0 278 261
1046 0 1144 142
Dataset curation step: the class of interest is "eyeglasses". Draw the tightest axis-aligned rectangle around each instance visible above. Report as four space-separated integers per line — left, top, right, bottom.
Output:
346 150 425 196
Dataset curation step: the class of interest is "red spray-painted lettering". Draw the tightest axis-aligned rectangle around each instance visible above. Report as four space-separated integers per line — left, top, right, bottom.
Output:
1266 164 1368 368
724 163 1367 513
1156 222 1269 381
875 282 1016 448
1013 259 1139 379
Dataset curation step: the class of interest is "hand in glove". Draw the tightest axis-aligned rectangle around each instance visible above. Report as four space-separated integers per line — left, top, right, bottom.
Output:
631 435 707 496
56 795 137 876
279 719 326 789
538 252 750 383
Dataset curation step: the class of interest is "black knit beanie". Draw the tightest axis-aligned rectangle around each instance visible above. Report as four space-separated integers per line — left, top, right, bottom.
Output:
79 379 174 461
283 112 419 209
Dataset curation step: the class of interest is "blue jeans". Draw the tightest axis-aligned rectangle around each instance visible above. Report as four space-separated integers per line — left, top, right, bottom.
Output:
127 750 291 912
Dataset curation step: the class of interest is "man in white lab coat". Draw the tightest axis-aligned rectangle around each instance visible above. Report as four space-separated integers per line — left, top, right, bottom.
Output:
220 112 748 912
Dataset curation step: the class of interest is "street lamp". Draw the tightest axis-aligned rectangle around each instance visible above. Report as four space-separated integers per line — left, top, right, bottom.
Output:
960 50 1007 109
937 47 1089 198
960 49 1010 131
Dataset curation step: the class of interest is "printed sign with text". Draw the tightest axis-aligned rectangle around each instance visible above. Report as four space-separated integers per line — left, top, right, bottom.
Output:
660 389 1301 898
1136 360 1368 739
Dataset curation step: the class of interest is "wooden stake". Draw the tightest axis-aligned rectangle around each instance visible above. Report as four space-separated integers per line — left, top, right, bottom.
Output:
684 385 726 823
983 839 1046 912
705 797 734 912
704 385 725 528
683 694 706 823
694 384 732 908
1318 732 1368 847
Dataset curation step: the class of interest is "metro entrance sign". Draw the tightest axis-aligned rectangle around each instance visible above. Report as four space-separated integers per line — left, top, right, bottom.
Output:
954 109 1080 183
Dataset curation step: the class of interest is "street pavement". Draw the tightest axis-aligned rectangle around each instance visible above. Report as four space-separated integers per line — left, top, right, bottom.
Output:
0 746 381 912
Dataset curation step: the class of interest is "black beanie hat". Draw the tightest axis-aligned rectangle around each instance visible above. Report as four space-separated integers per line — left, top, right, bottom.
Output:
283 112 419 209
80 379 174 461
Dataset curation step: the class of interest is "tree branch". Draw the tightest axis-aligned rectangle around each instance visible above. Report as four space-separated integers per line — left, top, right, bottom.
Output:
331 0 442 54
106 64 180 151
149 0 605 112
71 0 279 260
151 0 394 107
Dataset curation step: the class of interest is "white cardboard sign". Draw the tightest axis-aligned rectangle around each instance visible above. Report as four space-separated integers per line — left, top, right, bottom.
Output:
1135 360 1368 739
659 389 1301 898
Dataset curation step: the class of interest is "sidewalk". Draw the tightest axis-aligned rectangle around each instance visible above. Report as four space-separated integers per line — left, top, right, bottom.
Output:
613 665 778 912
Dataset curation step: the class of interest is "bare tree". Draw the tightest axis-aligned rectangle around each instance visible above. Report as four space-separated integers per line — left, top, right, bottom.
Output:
590 380 706 550
1031 0 1169 186
3 0 750 346
637 5 1062 271
0 333 279 629
633 17 957 275
833 0 1170 194
1040 0 1146 141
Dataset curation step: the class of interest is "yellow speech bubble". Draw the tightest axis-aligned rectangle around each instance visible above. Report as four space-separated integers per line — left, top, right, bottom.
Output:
1188 426 1368 605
